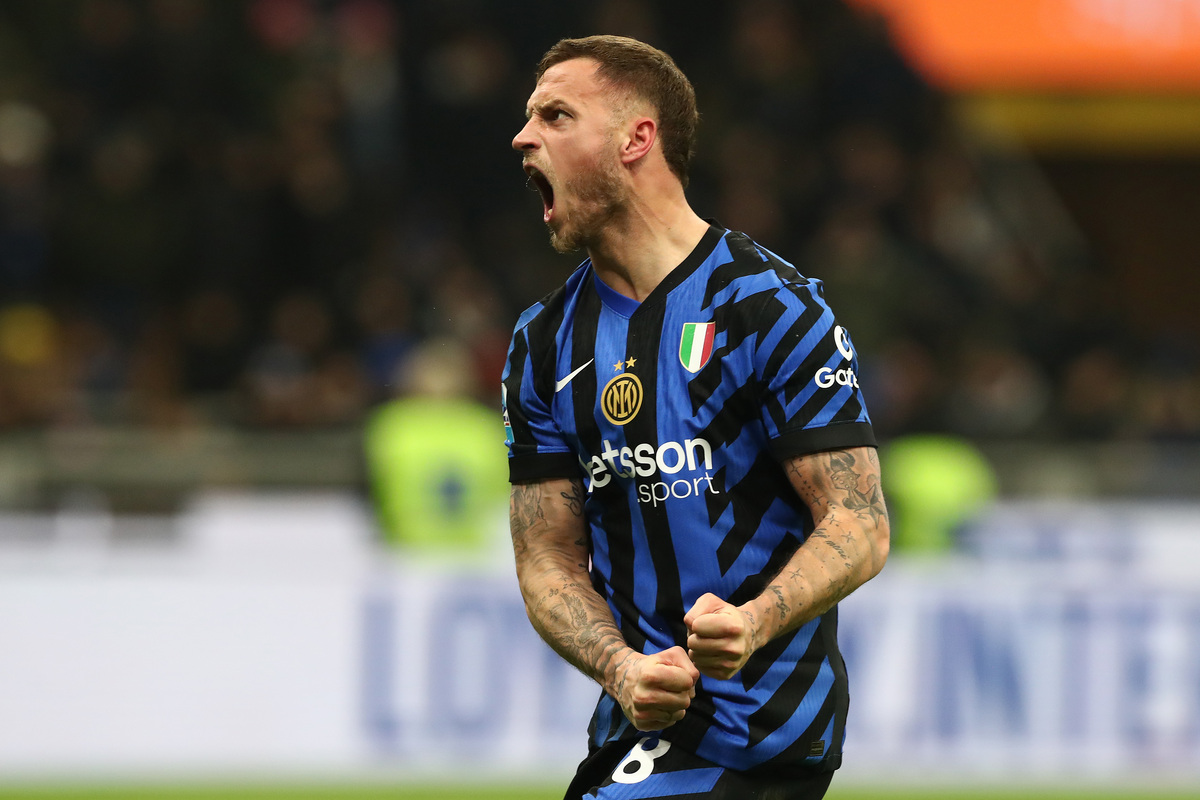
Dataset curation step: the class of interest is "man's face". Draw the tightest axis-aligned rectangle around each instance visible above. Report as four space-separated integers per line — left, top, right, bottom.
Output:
512 58 628 253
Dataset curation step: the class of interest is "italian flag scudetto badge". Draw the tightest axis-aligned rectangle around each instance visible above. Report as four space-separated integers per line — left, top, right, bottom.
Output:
679 322 715 373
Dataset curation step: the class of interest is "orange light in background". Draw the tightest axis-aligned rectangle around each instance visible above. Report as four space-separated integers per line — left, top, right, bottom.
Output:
847 0 1200 92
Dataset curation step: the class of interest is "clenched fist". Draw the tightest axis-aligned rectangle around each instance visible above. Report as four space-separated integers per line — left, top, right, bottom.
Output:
614 646 699 731
684 592 760 680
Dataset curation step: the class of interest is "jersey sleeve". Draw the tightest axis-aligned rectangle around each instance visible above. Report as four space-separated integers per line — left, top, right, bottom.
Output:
754 280 876 461
501 307 581 483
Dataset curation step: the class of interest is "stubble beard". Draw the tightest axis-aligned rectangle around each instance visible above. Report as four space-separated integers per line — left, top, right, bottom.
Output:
547 153 627 254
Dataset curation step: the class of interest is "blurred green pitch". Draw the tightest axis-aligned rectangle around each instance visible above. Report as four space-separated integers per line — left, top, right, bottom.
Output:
0 785 1196 800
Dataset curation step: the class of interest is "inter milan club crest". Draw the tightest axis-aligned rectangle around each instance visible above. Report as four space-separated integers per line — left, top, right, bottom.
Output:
601 359 642 426
678 322 715 373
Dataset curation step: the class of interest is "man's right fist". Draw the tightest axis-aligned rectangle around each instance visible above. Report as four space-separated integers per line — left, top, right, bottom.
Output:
614 646 699 731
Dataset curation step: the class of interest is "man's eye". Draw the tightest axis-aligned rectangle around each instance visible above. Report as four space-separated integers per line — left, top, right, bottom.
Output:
548 109 569 121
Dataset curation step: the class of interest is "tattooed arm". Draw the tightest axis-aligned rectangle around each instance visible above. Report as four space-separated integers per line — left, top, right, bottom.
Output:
511 478 698 730
685 446 890 680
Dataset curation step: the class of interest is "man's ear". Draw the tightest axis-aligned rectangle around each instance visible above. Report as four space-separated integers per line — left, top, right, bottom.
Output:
620 117 657 166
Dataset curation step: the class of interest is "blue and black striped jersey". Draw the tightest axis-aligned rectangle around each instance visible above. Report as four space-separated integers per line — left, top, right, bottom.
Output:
501 225 876 772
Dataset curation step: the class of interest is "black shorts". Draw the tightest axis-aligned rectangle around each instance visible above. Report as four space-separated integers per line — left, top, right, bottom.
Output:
564 734 835 800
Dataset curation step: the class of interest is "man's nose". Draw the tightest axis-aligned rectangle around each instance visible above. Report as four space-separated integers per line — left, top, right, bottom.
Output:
512 119 538 152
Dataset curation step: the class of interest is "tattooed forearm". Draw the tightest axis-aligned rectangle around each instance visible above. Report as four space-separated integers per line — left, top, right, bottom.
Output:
510 478 633 694
769 585 790 624
748 447 890 645
527 579 631 689
810 529 852 570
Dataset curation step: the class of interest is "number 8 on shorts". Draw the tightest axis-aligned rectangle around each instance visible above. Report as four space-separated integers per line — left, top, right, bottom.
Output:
611 737 671 784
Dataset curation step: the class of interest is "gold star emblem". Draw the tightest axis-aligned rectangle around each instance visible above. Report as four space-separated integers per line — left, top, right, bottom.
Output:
625 357 637 369
613 361 624 372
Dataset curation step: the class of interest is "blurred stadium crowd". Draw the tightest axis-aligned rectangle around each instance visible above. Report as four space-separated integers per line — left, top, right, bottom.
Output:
0 0 1196 442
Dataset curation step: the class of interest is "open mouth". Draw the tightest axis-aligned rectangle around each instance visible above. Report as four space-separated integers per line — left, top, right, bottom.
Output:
525 165 555 222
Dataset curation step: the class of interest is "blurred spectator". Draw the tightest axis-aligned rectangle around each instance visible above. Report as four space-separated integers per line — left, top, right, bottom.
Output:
1056 346 1135 439
363 337 508 555
0 101 53 296
354 269 416 399
944 340 1053 438
178 288 251 397
242 290 368 427
0 303 68 427
880 434 998 553
332 0 404 187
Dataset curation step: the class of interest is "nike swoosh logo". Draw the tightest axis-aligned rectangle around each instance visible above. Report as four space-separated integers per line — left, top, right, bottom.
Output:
555 359 594 393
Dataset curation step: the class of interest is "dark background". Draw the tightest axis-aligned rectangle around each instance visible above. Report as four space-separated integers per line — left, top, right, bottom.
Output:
0 0 1195 444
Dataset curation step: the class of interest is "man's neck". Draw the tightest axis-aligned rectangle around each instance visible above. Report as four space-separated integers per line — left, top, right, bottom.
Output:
586 192 711 303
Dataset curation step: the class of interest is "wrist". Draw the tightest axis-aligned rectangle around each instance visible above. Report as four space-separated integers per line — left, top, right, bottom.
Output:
741 593 779 651
602 646 639 697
